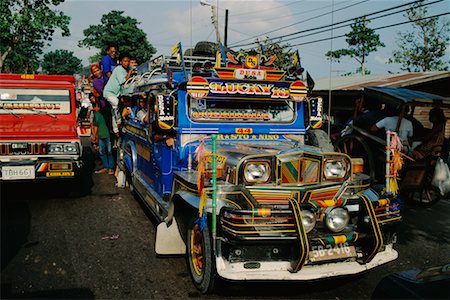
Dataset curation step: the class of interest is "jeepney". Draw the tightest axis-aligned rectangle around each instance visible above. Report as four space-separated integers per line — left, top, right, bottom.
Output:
0 74 92 195
117 51 401 293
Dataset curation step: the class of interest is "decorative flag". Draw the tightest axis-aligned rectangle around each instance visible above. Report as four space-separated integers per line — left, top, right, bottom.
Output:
306 71 315 93
219 43 227 66
171 42 187 80
293 50 301 67
215 50 221 68
259 43 265 56
171 42 180 56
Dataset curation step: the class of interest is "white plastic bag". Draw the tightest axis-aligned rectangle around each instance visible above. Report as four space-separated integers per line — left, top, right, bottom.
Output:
431 158 450 196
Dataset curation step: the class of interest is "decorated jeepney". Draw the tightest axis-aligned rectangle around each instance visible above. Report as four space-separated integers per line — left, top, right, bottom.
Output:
117 49 401 293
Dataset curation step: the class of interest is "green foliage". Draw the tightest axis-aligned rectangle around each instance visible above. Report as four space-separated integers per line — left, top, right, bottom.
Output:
389 0 449 72
79 11 156 64
326 17 384 75
247 39 294 70
342 67 371 76
0 0 70 73
41 49 82 75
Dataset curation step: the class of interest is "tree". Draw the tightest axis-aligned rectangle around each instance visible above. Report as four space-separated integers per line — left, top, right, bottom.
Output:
41 49 82 75
325 17 384 75
79 11 156 64
0 0 70 73
389 1 449 72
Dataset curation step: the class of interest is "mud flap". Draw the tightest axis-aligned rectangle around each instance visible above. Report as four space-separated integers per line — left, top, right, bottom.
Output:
155 217 186 255
288 198 310 272
359 195 384 263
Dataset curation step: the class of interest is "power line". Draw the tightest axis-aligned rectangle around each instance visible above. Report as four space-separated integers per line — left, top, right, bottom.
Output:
230 0 369 47
231 0 353 25
289 11 450 47
229 0 304 18
273 0 445 45
230 0 440 48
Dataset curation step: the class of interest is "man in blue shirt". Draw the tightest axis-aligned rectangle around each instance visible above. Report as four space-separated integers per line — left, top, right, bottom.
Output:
100 45 117 82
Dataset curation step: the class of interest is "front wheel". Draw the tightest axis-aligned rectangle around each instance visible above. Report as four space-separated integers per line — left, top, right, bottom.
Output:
186 217 216 294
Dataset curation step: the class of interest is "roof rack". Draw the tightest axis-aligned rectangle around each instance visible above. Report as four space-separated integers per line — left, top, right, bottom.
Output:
122 54 217 96
136 54 216 75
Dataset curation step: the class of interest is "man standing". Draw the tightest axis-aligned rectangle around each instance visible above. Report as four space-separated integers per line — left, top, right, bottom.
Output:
103 52 134 134
100 45 118 82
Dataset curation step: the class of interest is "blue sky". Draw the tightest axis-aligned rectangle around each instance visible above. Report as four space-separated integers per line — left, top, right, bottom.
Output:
47 0 450 78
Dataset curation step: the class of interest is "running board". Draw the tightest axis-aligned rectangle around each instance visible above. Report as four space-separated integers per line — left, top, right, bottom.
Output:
133 173 170 223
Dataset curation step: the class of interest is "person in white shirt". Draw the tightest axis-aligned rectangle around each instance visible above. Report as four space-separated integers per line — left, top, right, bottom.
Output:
371 106 413 147
136 98 148 123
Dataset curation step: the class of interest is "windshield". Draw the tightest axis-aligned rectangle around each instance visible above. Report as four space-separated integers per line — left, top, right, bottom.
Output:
0 88 71 115
188 96 295 123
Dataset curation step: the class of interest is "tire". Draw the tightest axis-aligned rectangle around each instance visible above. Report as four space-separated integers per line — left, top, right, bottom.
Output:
193 41 218 57
335 134 376 181
306 129 334 152
186 216 216 294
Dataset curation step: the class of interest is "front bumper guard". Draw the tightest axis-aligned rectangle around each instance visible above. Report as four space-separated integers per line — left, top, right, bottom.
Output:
216 244 398 280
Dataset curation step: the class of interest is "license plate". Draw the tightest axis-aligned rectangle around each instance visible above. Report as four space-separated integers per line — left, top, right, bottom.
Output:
2 165 35 180
309 243 356 262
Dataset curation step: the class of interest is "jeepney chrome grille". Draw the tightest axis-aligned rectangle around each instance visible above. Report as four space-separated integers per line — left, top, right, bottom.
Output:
221 210 296 237
0 143 47 156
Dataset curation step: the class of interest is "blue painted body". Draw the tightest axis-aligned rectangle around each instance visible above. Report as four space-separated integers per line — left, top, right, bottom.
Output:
121 71 308 199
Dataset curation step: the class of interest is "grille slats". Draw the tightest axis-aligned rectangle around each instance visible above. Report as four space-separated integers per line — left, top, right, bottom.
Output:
0 143 47 155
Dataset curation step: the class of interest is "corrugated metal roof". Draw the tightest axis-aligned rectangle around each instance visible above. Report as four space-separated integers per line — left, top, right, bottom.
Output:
364 86 450 105
313 71 450 91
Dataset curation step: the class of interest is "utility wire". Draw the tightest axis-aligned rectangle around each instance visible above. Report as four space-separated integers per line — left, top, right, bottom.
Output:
273 0 445 45
230 0 304 18
289 11 450 47
232 0 353 25
230 0 441 48
230 0 369 47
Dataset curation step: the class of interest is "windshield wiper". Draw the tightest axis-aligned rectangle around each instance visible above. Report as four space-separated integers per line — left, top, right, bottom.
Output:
4 109 22 119
23 108 57 119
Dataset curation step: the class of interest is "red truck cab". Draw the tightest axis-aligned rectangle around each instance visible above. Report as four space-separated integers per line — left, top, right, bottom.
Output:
0 74 92 194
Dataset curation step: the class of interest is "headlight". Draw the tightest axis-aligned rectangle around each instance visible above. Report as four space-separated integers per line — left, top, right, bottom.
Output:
301 210 316 233
324 159 348 180
324 207 350 232
47 143 79 154
244 161 270 183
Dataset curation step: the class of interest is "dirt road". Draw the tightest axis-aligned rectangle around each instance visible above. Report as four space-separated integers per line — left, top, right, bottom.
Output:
1 173 449 299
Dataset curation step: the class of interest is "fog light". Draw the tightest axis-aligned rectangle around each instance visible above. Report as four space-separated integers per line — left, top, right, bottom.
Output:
324 207 350 232
301 210 316 233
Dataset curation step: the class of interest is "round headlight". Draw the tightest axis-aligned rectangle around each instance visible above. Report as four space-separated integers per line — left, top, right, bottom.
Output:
324 207 350 232
324 160 347 179
301 210 316 233
244 162 270 183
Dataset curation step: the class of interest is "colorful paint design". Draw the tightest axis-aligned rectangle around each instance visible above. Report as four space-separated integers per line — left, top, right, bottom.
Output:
281 159 319 184
187 78 306 102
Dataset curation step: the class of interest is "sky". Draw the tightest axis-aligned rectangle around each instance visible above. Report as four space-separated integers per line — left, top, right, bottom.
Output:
47 0 450 79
